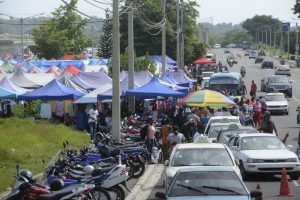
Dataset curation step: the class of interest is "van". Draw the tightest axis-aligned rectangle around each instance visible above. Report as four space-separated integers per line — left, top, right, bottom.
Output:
208 72 241 96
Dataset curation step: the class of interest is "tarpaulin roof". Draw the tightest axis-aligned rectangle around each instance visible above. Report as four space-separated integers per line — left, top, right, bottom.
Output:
74 83 112 104
125 76 185 98
18 79 84 101
63 65 80 75
0 61 15 72
0 77 29 94
28 65 42 73
0 86 18 99
118 70 153 86
76 71 112 88
70 75 94 90
58 76 88 93
84 65 108 73
158 79 189 94
98 76 140 100
150 55 177 66
193 57 215 64
10 68 55 89
166 71 196 87
45 65 61 76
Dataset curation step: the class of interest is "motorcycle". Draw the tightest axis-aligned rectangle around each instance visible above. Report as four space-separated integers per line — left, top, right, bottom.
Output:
240 69 246 78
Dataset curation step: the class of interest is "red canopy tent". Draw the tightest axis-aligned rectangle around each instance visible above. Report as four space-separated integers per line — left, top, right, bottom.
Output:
193 57 215 64
64 65 80 75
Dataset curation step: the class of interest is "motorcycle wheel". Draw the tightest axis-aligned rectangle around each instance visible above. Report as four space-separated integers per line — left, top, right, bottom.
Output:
92 187 111 200
131 159 145 178
108 185 125 200
125 161 134 180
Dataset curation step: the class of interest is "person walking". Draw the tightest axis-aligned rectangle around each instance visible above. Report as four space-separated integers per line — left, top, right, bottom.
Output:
261 111 277 135
88 104 99 140
253 99 262 128
168 125 185 154
160 119 172 161
240 81 247 96
250 80 257 98
145 118 156 163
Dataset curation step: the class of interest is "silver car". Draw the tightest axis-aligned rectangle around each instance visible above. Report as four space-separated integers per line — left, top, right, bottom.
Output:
275 65 291 76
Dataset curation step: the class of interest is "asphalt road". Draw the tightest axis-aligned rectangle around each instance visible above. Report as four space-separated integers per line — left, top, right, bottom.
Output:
137 48 300 200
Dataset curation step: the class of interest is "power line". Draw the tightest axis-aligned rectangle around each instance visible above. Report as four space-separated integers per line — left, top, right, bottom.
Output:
83 0 109 11
61 0 98 19
90 0 112 6
0 19 104 26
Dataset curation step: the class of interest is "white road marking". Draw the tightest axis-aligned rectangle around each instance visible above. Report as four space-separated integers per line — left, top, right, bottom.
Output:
294 97 300 104
293 180 300 187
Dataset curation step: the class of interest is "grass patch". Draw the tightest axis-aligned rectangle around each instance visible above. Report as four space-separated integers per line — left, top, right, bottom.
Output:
0 118 89 192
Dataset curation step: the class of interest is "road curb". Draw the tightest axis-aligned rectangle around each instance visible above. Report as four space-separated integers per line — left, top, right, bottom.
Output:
125 164 157 200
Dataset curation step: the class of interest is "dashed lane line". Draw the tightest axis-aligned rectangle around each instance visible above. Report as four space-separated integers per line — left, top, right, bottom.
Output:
293 97 300 104
293 180 300 187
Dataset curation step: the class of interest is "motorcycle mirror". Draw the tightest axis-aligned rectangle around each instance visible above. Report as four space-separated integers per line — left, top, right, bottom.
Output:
16 164 19 174
63 142 66 149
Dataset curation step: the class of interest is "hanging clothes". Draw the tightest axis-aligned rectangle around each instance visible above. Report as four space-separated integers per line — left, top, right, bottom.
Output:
40 103 52 119
54 101 65 117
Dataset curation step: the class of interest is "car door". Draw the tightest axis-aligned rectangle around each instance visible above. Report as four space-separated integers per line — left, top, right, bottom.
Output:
228 136 239 158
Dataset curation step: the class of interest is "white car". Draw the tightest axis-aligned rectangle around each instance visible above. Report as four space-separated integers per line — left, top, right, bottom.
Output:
265 93 289 115
206 123 242 141
164 143 241 189
214 44 221 49
275 65 291 76
204 116 241 134
227 133 300 180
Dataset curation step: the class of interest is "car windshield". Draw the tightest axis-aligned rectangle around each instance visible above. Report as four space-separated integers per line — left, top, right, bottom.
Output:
269 77 288 83
265 95 286 101
168 171 248 197
241 136 286 150
210 118 239 124
218 130 251 144
171 148 234 167
202 72 214 78
208 124 230 138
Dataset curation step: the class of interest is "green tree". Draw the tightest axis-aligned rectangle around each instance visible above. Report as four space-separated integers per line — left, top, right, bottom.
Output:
222 29 253 46
98 17 112 58
293 0 300 17
242 15 281 39
119 0 205 65
32 0 90 59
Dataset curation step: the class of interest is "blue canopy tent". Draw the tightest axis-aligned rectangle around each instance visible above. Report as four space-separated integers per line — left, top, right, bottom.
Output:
125 76 185 98
166 71 196 87
0 86 18 99
150 55 177 66
0 77 29 94
18 79 84 101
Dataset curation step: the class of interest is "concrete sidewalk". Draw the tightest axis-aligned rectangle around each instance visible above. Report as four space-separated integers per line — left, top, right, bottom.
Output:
126 164 164 200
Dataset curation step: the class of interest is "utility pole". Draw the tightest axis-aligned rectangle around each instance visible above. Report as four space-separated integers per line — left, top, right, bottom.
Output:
91 25 94 56
296 23 299 61
180 0 184 70
269 27 272 46
288 27 290 59
112 0 121 141
20 17 24 57
176 0 180 70
161 0 166 74
265 28 267 45
128 0 135 113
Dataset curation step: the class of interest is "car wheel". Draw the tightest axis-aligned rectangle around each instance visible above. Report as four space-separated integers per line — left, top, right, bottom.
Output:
286 110 289 115
290 173 300 180
239 161 248 180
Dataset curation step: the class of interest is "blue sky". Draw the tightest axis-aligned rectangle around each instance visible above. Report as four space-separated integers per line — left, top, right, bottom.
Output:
0 0 298 25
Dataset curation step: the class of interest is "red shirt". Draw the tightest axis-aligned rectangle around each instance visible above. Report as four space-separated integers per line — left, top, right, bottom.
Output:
251 83 257 92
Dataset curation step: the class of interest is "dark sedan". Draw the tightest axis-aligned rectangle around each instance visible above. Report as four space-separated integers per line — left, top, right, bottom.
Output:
255 56 264 64
261 60 274 69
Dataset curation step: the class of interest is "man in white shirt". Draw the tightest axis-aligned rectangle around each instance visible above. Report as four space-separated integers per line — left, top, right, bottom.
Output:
88 104 99 139
168 126 185 154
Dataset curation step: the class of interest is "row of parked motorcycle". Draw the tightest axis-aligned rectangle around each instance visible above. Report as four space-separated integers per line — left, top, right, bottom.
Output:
4 122 156 200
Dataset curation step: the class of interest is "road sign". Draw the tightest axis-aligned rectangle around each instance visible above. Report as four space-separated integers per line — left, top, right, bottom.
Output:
281 23 290 32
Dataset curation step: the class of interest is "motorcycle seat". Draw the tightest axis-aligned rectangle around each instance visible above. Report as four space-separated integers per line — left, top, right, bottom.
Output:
37 188 73 200
92 164 117 176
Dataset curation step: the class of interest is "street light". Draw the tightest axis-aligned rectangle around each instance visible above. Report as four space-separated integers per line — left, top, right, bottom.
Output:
20 13 44 57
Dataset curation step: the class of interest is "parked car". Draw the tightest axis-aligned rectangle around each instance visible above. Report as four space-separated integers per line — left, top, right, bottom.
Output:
215 127 257 144
249 51 257 59
255 56 264 64
157 167 262 200
265 93 289 115
224 49 231 54
164 143 241 189
258 49 266 56
260 75 272 92
214 44 221 48
265 75 293 97
227 133 300 180
205 123 242 141
204 116 241 134
275 65 291 76
261 60 274 69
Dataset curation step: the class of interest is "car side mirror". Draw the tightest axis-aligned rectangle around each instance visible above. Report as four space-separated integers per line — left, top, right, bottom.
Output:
155 192 167 199
164 160 170 166
250 190 262 198
212 139 218 143
235 159 240 166
230 146 238 151
290 80 295 84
